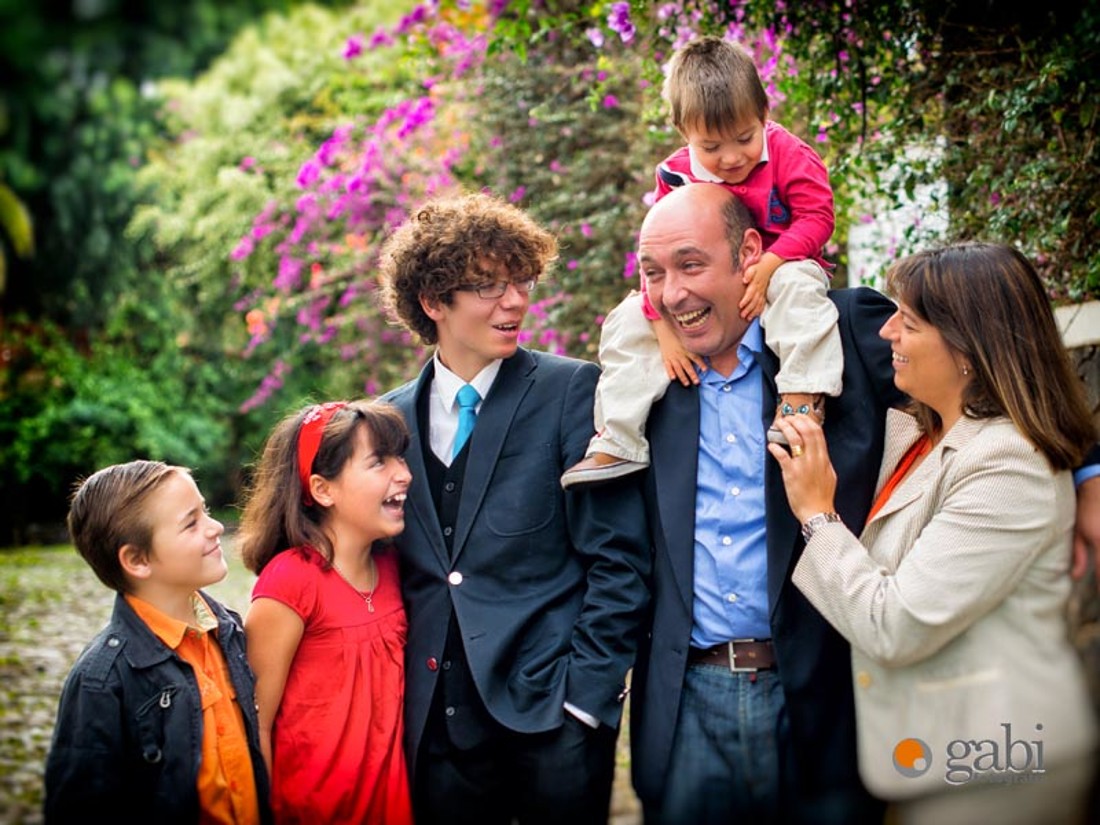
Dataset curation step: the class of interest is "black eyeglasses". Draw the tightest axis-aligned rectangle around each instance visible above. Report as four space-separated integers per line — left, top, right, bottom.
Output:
460 278 538 300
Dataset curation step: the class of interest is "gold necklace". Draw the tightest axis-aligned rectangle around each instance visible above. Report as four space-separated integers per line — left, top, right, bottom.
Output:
330 556 378 613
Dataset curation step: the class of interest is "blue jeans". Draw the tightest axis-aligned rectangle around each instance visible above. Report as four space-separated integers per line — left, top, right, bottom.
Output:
646 662 788 825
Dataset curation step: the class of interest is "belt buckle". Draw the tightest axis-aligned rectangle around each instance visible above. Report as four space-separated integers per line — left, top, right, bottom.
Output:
727 638 759 673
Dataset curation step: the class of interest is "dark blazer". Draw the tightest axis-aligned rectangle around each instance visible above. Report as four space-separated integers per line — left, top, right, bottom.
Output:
384 347 650 779
631 287 903 814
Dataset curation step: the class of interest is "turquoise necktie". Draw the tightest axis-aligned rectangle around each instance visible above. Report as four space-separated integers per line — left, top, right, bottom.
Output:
453 384 481 458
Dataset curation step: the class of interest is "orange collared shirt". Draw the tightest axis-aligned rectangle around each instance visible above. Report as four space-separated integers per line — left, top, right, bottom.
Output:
126 593 261 825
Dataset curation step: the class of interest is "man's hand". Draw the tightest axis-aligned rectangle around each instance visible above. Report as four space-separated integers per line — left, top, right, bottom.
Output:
652 315 706 386
1072 475 1100 583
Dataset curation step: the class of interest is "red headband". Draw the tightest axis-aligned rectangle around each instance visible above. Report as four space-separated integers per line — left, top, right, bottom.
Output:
297 402 347 505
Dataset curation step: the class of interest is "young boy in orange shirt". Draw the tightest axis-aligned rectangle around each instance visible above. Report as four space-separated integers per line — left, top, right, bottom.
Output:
45 460 271 824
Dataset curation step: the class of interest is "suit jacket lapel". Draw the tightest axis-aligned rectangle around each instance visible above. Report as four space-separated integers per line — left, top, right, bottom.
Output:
451 349 534 560
864 409 927 525
863 412 990 531
396 361 451 571
650 381 700 616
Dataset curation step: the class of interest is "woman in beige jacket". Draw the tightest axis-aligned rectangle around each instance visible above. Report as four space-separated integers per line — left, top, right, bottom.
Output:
769 242 1098 824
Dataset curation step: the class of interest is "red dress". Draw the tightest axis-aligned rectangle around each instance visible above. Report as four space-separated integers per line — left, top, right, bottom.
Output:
252 545 412 825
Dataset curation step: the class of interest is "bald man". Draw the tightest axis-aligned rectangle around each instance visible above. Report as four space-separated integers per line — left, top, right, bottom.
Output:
629 183 898 824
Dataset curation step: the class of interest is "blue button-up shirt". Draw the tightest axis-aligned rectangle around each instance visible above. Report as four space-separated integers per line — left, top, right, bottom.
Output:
692 320 770 646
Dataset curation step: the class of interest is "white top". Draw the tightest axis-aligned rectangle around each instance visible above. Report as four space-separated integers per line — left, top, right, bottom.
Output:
427 353 501 466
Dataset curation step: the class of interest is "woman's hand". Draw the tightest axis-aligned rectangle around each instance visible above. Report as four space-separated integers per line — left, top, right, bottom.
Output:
766 414 838 524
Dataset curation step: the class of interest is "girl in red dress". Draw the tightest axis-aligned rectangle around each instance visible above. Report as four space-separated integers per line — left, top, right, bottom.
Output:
238 400 413 824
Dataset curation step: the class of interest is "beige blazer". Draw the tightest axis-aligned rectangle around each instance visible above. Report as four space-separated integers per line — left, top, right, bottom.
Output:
793 409 1097 799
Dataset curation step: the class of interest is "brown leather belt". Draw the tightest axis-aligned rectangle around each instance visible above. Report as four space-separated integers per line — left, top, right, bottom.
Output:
688 640 776 672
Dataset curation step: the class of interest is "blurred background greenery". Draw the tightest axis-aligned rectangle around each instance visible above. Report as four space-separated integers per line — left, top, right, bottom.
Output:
2 0 1098 544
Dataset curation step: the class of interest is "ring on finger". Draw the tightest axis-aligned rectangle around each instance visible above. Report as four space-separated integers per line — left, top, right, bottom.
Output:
791 444 804 458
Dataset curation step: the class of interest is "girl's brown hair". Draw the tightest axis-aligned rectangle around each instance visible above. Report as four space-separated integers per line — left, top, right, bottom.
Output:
886 242 1095 470
237 399 410 575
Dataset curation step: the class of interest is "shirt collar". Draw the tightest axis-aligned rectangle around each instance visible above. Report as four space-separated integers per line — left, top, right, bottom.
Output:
686 121 771 182
700 319 764 384
432 352 502 410
124 592 217 650
687 147 726 183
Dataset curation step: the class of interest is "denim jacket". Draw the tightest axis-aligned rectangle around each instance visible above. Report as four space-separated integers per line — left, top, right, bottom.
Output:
44 591 272 824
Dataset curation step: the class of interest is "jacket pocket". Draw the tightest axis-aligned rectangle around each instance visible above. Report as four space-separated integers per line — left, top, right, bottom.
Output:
134 683 182 765
484 443 558 536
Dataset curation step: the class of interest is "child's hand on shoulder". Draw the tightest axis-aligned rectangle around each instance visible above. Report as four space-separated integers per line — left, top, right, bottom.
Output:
653 316 706 386
739 262 769 320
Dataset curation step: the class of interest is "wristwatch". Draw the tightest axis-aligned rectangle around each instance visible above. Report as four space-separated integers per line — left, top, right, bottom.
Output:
801 511 842 542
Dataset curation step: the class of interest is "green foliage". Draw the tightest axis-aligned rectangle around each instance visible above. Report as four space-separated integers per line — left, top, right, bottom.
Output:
735 0 1100 299
0 319 234 542
6 0 1098 541
466 45 669 360
131 2 411 422
482 0 1100 299
0 0 363 542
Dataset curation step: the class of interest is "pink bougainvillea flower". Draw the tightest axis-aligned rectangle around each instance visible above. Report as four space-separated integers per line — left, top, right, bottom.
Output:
368 26 395 49
607 2 635 43
230 236 255 261
586 27 605 48
622 251 638 281
296 158 322 188
395 4 431 36
342 34 364 60
275 256 304 292
602 94 619 109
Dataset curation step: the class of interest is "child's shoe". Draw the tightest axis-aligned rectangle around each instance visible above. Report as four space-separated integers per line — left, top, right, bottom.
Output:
561 452 647 489
767 393 825 446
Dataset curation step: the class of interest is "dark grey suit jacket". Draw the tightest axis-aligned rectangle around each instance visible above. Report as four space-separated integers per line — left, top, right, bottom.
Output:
384 347 650 779
631 287 904 817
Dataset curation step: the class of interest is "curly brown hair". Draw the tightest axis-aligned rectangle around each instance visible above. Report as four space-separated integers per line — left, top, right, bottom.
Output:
378 192 558 344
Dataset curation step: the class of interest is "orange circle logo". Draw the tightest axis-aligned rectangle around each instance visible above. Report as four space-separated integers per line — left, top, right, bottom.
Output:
892 737 932 778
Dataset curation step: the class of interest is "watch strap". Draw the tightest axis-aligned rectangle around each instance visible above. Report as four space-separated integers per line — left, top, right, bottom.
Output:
801 511 842 543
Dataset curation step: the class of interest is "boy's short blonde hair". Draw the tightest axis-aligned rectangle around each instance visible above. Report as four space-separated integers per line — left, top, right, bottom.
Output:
662 35 769 135
67 460 187 593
